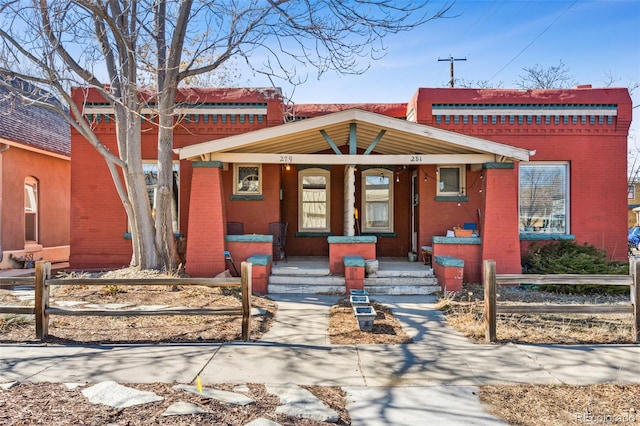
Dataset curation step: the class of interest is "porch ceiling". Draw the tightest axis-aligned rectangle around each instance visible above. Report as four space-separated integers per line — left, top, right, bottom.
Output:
175 108 530 163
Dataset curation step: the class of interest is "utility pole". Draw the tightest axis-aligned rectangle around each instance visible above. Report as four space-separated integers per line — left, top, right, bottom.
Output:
438 56 467 88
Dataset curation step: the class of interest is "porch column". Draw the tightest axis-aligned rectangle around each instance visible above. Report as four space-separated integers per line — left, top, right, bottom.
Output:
344 165 356 236
185 161 227 277
480 163 521 276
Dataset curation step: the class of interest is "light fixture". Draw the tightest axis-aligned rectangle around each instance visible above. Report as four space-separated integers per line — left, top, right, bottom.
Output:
396 174 400 183
285 164 291 171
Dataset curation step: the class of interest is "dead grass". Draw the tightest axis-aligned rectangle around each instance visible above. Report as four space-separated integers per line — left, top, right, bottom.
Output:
3 275 639 424
480 384 640 426
0 268 278 344
437 284 634 344
328 298 412 345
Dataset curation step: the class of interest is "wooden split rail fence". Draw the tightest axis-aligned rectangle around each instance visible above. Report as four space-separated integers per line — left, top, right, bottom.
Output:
483 259 640 344
0 261 253 341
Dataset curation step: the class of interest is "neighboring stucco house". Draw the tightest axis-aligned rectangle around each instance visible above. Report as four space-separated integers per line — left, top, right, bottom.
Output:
0 78 70 269
69 85 632 289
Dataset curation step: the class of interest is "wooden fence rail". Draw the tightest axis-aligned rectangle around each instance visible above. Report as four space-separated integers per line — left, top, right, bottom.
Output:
483 259 640 344
1 261 253 342
0 276 38 315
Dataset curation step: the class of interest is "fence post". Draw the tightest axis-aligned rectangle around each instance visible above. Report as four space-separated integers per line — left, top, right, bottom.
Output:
34 261 51 340
241 261 252 341
633 259 640 343
484 259 497 343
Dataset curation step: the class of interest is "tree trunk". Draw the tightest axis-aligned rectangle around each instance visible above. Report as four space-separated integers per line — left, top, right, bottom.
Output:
155 99 177 270
113 101 160 269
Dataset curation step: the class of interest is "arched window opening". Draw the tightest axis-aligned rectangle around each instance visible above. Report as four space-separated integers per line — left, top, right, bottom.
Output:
24 177 38 243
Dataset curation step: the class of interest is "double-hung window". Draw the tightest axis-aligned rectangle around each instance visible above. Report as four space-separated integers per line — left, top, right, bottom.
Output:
299 168 330 232
519 163 569 233
362 168 393 232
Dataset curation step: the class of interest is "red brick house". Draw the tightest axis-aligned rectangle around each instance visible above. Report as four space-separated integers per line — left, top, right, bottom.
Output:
69 86 632 291
0 78 70 269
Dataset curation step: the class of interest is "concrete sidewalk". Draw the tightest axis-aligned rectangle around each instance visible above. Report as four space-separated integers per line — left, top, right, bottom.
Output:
1 294 639 424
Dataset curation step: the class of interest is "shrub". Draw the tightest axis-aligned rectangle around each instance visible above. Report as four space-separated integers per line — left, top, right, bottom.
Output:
522 241 629 295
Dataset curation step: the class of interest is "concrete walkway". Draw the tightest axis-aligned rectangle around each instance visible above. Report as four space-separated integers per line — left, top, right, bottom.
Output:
2 294 639 424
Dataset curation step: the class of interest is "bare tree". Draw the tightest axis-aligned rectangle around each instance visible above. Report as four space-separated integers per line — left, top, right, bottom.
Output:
0 0 452 270
456 78 503 89
515 60 576 89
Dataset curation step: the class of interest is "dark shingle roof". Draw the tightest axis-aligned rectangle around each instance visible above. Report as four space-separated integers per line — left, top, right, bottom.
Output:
0 77 70 157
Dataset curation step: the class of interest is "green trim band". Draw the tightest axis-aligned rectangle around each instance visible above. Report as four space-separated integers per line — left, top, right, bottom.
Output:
295 232 333 238
328 236 377 244
432 236 481 245
343 255 365 267
519 233 575 241
247 254 272 266
230 194 264 201
226 235 272 243
434 196 470 202
434 255 465 268
360 232 397 238
192 161 223 168
483 162 515 170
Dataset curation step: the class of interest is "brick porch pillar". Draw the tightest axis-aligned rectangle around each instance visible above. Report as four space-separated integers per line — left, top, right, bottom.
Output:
185 161 226 277
481 163 522 277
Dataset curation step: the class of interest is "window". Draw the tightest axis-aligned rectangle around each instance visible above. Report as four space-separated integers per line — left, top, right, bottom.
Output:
234 164 261 195
362 168 393 232
24 177 38 243
143 162 180 232
519 163 569 233
299 169 330 232
629 184 636 200
437 165 466 196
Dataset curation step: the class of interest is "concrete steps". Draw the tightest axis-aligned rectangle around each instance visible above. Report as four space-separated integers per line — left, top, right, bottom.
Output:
268 260 440 295
364 268 440 295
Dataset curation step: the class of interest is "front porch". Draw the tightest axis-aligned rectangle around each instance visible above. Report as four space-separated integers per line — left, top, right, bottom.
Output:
268 256 439 295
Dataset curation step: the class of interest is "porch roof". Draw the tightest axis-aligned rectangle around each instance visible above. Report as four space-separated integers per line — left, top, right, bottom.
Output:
175 108 531 164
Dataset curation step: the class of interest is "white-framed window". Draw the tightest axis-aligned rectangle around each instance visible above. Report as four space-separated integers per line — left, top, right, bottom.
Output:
437 165 466 196
24 176 38 243
519 162 569 233
143 162 180 232
234 164 261 195
362 168 393 233
299 168 330 232
628 184 636 200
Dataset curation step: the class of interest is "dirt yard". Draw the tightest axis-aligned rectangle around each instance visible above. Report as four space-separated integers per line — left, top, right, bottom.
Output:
437 283 635 344
1 274 639 424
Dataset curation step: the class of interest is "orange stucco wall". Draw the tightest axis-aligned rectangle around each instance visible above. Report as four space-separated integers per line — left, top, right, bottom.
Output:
1 146 70 256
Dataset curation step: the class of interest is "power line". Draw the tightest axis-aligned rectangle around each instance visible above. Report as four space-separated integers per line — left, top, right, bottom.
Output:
438 56 467 88
488 0 577 83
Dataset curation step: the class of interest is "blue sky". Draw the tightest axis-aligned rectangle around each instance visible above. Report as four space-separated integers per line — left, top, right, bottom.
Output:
249 0 639 142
